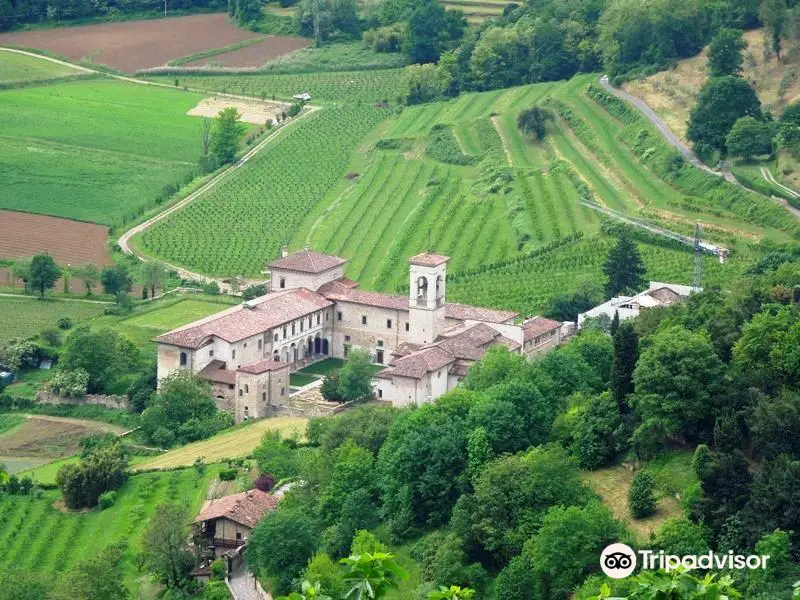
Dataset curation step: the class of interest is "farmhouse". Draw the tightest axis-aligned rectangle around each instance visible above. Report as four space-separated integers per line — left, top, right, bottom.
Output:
577 281 695 328
156 249 564 413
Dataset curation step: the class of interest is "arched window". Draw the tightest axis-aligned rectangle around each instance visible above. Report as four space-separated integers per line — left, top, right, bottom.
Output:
273 350 280 361
179 352 187 367
416 276 428 304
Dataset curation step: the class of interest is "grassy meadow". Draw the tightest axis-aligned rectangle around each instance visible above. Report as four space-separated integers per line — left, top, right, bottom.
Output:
0 79 208 225
0 296 107 342
0 51 84 84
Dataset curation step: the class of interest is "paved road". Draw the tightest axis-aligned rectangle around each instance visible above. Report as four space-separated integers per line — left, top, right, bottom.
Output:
599 75 800 220
228 569 271 600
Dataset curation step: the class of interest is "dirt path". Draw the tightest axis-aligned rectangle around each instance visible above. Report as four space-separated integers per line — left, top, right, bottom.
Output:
599 74 800 221
761 166 800 220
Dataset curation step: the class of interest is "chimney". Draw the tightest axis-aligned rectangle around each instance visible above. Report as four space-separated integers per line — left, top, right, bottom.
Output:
280 246 288 258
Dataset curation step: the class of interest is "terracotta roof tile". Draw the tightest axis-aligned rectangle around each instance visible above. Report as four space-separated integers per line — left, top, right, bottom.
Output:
445 303 517 324
238 359 290 374
195 489 279 528
269 250 347 273
154 288 333 349
386 346 455 379
522 316 562 341
319 280 408 310
408 253 450 267
198 360 236 385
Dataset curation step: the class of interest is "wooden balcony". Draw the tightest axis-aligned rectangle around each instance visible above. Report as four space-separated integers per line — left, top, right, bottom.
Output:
211 537 245 548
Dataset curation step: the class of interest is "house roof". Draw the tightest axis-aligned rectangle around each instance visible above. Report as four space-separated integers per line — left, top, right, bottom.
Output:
408 253 450 267
383 346 455 379
522 316 562 341
445 303 518 324
198 360 236 385
195 489 279 529
319 279 408 310
238 359 290 374
269 250 347 274
154 288 333 349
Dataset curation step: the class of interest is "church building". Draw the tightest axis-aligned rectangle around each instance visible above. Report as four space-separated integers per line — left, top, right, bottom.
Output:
155 249 564 416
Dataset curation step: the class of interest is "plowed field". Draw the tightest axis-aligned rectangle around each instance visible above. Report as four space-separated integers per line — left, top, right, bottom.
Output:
184 35 309 68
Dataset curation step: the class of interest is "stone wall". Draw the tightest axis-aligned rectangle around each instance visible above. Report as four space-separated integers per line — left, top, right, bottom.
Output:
36 391 130 410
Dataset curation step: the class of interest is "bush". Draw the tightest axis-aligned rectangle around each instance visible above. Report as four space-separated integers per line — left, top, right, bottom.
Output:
98 490 117 510
40 328 62 347
50 369 89 398
56 317 73 330
254 473 275 492
218 468 237 481
628 470 657 518
56 445 128 509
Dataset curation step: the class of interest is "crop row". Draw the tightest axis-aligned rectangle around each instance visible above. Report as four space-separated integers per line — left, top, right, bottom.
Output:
140 106 388 277
150 69 408 105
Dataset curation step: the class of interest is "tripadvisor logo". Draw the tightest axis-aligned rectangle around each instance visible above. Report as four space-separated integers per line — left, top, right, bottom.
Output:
600 543 770 579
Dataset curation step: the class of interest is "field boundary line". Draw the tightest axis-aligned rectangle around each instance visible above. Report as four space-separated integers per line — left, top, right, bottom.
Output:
0 292 112 304
117 106 320 287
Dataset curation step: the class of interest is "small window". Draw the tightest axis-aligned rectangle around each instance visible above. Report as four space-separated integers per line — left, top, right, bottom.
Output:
317 314 321 325
283 326 287 339
337 311 343 321
239 389 243 397
228 384 235 390
279 277 285 289
262 392 267 402
361 315 367 325
232 350 236 360
377 340 384 347
280 387 285 396
236 532 242 540
405 322 410 332
258 339 262 350
344 335 351 342
292 323 296 335
209 349 214 357
387 319 392 329
438 370 442 378
274 333 279 342
300 321 304 332
179 352 187 367
309 317 313 328
378 389 383 399
243 343 247 348
244 384 249 393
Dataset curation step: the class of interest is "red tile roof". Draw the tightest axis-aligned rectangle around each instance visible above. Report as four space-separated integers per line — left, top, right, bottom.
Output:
319 280 408 310
445 303 518 324
522 316 562 341
198 360 236 385
383 346 455 379
269 250 347 273
154 288 333 349
195 489 279 528
238 359 290 374
408 253 450 267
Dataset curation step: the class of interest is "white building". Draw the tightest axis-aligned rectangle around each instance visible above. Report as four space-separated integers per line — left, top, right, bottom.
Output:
156 249 564 415
577 281 696 328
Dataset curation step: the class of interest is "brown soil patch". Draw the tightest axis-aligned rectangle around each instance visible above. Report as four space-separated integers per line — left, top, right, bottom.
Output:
0 13 260 72
0 210 111 266
187 96 286 124
0 415 124 459
185 35 310 68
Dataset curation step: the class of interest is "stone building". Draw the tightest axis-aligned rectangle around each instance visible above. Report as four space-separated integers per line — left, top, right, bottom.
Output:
156 249 565 413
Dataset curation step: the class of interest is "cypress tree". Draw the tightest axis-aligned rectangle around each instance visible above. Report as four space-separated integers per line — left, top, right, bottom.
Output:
611 322 638 411
603 231 646 298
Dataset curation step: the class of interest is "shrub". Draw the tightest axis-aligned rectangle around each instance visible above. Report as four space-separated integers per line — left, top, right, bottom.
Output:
628 470 657 518
56 317 73 330
50 369 89 398
253 473 275 492
40 328 62 347
218 468 237 481
98 490 117 510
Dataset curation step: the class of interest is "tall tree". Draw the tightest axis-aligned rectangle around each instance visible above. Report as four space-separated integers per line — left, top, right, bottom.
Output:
688 75 762 159
100 265 133 302
760 0 788 58
77 264 100 295
404 0 465 64
610 322 638 409
29 254 60 298
602 231 646 298
707 28 746 76
211 107 247 164
139 504 195 590
338 349 375 402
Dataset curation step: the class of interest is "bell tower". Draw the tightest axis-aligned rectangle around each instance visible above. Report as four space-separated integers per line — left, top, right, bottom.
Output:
408 253 449 345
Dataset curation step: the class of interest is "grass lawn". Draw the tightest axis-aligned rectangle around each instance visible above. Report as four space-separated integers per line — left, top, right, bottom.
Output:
582 465 684 543
297 357 344 376
0 466 220 594
0 50 84 83
4 369 53 399
290 372 318 387
0 79 208 226
19 455 79 484
0 296 106 343
133 416 308 470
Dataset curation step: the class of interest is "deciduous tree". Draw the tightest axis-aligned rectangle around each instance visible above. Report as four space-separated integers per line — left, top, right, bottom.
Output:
707 28 746 76
29 254 60 298
139 504 195 589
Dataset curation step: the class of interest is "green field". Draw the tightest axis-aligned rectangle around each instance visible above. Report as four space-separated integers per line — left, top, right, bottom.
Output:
152 67 408 105
0 79 208 226
138 105 389 276
0 296 106 342
0 467 218 593
0 51 84 84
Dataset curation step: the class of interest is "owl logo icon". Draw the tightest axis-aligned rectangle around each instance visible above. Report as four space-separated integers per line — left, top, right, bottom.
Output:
601 543 637 579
